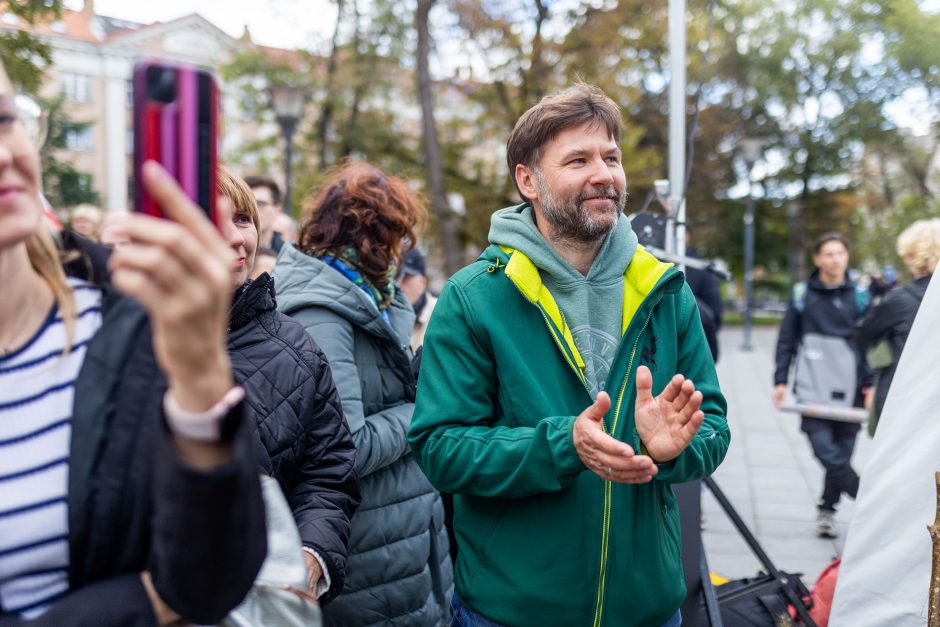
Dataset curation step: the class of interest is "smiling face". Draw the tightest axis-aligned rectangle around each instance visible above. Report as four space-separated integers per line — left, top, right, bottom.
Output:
0 63 43 252
516 121 626 245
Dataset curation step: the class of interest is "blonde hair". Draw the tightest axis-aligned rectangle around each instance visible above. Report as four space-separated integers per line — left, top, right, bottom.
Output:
26 223 76 349
896 219 940 278
71 204 103 223
217 166 261 241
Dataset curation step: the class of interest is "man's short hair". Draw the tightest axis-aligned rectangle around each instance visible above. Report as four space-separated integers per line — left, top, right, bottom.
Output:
244 175 282 206
506 83 623 199
813 231 848 254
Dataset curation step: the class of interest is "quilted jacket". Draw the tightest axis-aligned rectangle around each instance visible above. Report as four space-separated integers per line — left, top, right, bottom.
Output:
274 244 453 627
228 273 360 605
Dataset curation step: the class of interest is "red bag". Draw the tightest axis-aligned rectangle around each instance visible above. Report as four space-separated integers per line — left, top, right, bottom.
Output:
790 558 840 626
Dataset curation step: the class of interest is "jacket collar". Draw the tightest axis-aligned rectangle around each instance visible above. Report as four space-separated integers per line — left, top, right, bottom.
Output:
492 244 680 385
229 273 276 332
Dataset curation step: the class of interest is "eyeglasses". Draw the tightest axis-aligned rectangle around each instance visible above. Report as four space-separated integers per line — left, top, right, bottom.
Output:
1 93 47 149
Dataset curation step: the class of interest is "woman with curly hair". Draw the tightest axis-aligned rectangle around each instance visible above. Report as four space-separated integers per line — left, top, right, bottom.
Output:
273 162 452 626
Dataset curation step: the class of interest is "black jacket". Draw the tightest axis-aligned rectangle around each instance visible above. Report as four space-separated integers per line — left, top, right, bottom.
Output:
774 271 870 399
3 236 267 626
855 275 931 418
227 274 360 604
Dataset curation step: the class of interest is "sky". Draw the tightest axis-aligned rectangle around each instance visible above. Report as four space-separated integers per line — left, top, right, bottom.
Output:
78 0 936 134
74 0 338 50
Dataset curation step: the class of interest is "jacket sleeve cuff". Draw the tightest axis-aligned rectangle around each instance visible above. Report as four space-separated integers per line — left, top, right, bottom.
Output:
301 547 333 599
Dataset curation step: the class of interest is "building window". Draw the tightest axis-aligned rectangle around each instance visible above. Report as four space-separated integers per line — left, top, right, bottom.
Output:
126 79 133 107
65 127 94 152
126 126 133 155
61 73 91 103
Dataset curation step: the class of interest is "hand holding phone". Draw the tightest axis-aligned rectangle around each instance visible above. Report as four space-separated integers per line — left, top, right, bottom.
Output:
133 59 219 227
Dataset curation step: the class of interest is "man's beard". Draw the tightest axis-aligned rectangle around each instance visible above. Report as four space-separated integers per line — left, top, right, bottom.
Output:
534 170 627 245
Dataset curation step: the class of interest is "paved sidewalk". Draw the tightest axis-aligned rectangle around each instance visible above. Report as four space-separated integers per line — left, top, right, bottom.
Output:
701 326 873 584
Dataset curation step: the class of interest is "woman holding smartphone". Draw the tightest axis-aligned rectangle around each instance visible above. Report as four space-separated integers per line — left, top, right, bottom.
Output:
0 60 264 625
273 162 452 626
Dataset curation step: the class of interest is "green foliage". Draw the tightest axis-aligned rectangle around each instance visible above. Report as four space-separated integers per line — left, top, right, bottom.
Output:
854 195 940 278
0 0 63 93
220 0 939 277
39 94 100 207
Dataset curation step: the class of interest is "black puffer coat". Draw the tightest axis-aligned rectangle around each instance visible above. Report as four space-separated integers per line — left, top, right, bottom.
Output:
228 274 360 604
855 275 931 420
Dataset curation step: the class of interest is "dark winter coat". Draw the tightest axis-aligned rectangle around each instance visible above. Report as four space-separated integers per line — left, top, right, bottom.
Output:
2 238 267 626
274 243 452 627
227 273 360 604
855 275 931 420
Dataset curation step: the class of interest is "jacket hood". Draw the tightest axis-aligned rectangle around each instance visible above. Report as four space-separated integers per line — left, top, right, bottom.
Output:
272 243 415 346
487 203 638 284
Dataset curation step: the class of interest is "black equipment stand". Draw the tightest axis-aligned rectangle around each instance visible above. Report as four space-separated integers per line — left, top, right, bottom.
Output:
678 478 817 627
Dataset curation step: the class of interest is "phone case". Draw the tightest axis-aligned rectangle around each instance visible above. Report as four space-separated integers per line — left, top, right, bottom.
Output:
132 60 219 225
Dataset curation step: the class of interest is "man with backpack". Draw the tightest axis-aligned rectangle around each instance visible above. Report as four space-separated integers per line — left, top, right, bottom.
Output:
773 232 870 538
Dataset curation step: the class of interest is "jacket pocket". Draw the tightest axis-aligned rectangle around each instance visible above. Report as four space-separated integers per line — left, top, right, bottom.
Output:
657 482 683 584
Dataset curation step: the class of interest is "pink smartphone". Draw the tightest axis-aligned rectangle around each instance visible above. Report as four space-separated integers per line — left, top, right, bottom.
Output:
132 59 219 227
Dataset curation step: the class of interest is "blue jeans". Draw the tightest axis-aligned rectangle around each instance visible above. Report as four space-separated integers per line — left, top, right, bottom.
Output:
449 594 503 627
802 417 860 511
449 594 681 627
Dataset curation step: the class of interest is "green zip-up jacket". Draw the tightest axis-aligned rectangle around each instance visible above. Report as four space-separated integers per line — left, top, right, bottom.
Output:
409 242 730 626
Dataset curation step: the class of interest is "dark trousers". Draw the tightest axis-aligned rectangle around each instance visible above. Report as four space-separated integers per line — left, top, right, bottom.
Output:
801 417 860 511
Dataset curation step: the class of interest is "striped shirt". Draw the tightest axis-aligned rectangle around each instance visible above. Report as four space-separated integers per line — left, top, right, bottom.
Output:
0 279 102 618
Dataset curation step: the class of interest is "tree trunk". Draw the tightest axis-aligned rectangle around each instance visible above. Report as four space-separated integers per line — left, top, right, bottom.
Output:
340 0 364 158
525 0 550 103
928 471 940 626
416 0 463 277
317 0 345 170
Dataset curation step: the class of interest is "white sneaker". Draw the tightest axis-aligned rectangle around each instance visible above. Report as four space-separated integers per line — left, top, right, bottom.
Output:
816 511 837 538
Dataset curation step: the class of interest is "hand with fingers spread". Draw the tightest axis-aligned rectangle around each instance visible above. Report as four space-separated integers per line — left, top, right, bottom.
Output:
573 391 658 484
634 365 705 463
108 161 236 419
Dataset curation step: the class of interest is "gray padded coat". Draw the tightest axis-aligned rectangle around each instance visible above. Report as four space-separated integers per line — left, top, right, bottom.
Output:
274 244 452 627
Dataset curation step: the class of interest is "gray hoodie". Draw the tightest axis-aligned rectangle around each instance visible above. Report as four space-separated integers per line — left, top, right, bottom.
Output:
488 204 638 397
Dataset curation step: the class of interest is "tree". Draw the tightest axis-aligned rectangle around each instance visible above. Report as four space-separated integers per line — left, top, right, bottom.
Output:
40 94 101 207
0 0 63 93
416 0 462 275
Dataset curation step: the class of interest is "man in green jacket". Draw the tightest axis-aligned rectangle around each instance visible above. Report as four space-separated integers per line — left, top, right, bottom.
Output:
409 84 730 627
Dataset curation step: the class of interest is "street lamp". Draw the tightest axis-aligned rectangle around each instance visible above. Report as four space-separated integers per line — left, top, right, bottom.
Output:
268 84 307 216
739 137 764 352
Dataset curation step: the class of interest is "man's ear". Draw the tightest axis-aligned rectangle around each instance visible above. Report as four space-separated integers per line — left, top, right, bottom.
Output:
515 164 539 203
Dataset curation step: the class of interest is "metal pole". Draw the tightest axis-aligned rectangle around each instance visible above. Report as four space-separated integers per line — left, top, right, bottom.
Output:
741 176 755 351
668 0 687 262
281 121 296 217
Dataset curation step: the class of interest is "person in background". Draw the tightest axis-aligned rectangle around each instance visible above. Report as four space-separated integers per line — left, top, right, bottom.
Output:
250 247 278 280
218 166 360 602
684 227 723 362
245 174 286 253
68 204 103 241
272 212 299 245
0 60 264 625
855 219 940 433
98 209 130 248
273 162 452 627
773 232 870 538
396 248 438 351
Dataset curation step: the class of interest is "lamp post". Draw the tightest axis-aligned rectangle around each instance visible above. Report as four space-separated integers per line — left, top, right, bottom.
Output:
268 84 307 216
739 137 763 352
